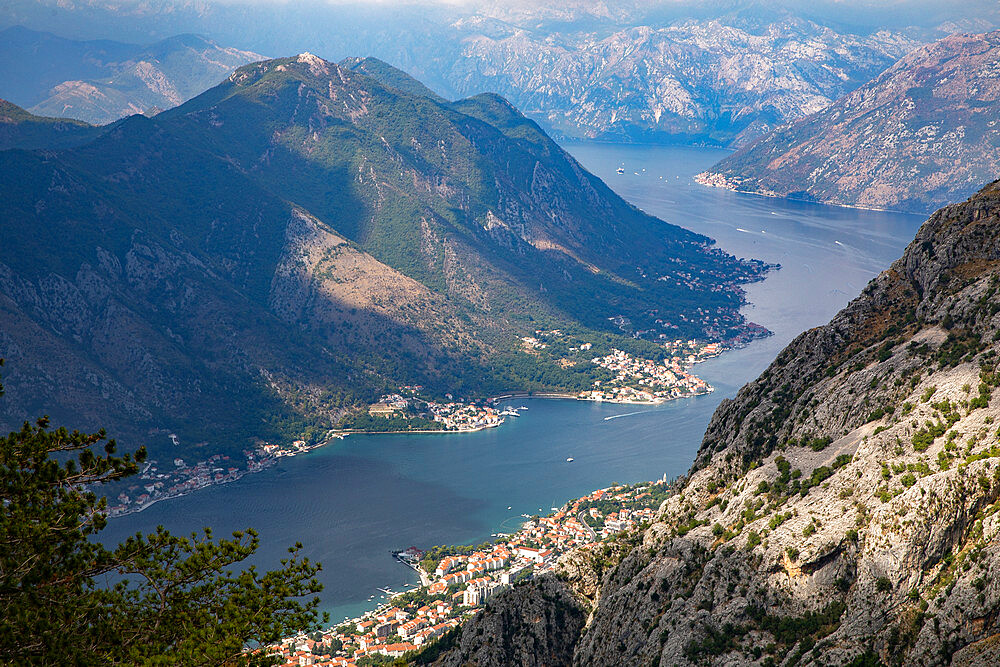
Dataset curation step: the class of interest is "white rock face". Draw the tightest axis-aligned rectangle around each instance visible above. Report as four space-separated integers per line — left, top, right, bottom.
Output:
700 31 1000 212
433 17 920 146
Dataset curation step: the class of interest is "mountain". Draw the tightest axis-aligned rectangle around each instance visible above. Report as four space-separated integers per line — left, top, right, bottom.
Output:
0 5 944 146
426 15 921 147
340 56 447 103
0 54 767 463
0 26 263 124
697 30 1000 213
434 181 1000 664
0 99 103 150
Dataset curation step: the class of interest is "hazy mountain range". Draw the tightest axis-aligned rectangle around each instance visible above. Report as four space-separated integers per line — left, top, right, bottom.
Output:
0 26 262 124
414 15 920 147
4 1 996 145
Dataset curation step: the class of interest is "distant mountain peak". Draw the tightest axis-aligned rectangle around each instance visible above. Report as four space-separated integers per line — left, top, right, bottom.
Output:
230 53 347 87
0 27 263 125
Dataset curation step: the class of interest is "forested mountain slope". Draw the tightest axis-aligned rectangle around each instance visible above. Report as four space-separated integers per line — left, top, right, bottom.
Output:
0 54 767 462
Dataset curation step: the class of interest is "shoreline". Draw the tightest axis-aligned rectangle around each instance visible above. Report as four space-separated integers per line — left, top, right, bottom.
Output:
106 459 274 518
694 172 927 216
108 358 718 518
329 426 494 436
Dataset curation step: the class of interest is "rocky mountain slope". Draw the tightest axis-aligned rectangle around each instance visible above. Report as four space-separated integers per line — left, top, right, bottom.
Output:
698 30 1000 213
431 15 919 147
0 54 767 462
0 5 940 147
434 182 1000 664
0 26 262 124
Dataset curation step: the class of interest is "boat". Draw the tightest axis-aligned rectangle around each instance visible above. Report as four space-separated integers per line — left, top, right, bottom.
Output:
616 167 625 174
507 506 512 510
518 406 528 410
566 457 574 462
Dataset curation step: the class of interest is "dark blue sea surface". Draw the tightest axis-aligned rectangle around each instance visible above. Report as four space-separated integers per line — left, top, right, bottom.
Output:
99 144 924 622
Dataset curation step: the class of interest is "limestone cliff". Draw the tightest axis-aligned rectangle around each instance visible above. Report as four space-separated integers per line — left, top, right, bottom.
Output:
435 182 1000 665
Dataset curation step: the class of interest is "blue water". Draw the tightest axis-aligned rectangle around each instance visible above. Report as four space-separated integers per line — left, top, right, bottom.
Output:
99 144 925 622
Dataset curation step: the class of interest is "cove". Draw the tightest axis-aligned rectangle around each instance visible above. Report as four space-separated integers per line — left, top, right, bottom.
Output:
98 143 925 622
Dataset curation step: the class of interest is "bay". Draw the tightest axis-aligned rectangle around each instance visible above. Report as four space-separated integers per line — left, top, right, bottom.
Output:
99 143 925 622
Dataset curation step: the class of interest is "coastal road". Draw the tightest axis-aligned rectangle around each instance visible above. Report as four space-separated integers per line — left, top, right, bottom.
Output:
578 512 597 541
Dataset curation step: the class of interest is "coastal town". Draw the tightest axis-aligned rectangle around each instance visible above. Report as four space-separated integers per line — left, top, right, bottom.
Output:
105 335 722 516
582 346 714 402
358 392 507 433
261 480 671 666
105 447 279 517
523 330 719 404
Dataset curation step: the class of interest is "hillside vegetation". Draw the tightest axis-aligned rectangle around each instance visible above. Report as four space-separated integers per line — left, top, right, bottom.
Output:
0 54 767 462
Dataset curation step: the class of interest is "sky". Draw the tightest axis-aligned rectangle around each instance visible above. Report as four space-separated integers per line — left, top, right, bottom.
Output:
0 0 994 54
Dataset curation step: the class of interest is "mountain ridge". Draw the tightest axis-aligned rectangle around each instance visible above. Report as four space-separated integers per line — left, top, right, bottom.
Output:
0 98 104 150
697 30 1000 213
0 26 264 124
433 180 1000 665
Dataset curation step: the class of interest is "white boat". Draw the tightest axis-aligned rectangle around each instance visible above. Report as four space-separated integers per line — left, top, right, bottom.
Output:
518 406 528 410
616 167 625 174
566 457 574 462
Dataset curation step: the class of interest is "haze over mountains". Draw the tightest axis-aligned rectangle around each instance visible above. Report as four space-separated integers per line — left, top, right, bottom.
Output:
0 54 767 461
414 15 919 147
699 30 1000 213
2 1 997 145
0 26 262 124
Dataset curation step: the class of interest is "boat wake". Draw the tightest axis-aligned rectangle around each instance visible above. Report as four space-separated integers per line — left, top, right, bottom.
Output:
604 411 650 421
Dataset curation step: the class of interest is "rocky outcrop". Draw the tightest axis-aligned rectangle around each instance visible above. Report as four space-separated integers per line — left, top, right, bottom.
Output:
698 31 1000 213
436 578 586 667
436 182 1000 665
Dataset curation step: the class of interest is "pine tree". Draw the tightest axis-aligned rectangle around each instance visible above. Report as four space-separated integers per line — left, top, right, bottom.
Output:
0 361 325 665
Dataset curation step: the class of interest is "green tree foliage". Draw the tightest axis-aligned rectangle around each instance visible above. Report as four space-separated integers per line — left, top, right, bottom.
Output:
0 362 325 665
